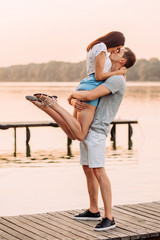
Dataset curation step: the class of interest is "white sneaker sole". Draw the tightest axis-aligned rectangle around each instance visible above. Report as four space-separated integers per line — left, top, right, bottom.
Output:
74 216 101 221
94 224 116 231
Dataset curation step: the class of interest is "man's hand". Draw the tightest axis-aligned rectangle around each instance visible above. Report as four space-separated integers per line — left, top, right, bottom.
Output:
67 94 73 105
70 98 86 112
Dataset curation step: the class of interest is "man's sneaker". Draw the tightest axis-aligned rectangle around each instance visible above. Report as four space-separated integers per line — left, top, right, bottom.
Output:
94 217 116 231
74 209 101 221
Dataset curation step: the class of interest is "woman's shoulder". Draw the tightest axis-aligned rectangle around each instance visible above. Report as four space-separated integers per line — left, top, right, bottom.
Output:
92 42 107 52
90 42 107 57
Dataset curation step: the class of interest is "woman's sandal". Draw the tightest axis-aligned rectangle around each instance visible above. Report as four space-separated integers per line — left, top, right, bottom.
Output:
33 93 57 107
34 93 57 100
25 95 46 109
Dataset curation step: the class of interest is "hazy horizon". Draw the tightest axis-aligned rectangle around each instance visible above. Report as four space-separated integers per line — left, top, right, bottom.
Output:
1 0 160 67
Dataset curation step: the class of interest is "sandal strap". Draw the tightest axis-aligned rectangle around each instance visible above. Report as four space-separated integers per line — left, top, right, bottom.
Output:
47 96 57 106
38 94 44 100
34 99 45 109
33 93 57 107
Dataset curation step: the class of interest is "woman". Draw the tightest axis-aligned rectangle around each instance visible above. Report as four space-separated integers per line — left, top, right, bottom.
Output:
26 31 126 141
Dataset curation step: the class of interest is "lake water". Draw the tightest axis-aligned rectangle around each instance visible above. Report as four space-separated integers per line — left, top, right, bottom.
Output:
0 81 160 217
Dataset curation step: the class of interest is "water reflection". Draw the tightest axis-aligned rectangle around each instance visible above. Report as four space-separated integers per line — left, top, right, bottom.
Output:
0 81 160 167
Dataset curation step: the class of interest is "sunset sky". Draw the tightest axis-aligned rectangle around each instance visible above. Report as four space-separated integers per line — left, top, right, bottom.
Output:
0 0 160 67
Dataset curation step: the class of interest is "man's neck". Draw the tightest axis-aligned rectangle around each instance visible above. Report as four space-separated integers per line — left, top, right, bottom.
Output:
111 60 122 71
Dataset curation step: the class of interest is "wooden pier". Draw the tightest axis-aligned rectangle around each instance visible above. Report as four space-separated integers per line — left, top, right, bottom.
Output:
0 201 159 240
0 120 138 158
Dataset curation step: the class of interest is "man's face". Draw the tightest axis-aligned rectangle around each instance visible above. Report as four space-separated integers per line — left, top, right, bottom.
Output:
110 48 126 63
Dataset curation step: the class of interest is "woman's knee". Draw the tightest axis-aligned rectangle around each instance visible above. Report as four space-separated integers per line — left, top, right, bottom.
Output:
69 136 76 140
76 133 87 141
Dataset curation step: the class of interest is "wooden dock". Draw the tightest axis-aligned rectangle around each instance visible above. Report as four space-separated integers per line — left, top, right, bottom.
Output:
0 120 138 158
0 201 160 240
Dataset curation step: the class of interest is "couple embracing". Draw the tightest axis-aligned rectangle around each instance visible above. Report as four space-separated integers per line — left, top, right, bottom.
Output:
26 31 136 231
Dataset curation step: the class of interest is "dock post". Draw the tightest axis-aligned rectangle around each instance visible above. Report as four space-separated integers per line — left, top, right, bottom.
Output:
14 127 17 157
26 127 31 157
110 124 116 149
67 137 72 158
128 123 133 150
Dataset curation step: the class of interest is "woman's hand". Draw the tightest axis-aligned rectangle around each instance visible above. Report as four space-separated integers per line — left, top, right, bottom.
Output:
117 67 127 75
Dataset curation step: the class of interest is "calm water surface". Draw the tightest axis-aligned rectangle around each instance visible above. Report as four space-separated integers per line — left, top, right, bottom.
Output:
0 81 160 216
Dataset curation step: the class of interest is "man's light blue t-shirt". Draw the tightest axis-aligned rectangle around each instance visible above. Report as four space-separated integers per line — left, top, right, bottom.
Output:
90 75 126 136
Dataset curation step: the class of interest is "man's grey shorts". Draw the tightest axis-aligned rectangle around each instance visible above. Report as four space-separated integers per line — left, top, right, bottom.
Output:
80 129 106 168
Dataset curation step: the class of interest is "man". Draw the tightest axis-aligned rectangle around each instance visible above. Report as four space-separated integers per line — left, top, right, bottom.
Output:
26 46 136 231
69 47 136 231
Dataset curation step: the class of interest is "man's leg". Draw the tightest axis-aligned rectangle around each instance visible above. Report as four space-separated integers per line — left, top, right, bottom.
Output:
93 167 116 231
74 141 101 221
93 167 112 220
82 165 99 213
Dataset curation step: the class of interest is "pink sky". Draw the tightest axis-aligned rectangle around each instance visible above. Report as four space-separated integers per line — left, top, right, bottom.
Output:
0 0 160 67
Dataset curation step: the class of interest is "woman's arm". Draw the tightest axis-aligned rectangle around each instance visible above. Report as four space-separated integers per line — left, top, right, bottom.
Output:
95 52 127 81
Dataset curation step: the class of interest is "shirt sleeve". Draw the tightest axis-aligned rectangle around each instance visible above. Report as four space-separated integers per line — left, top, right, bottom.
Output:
94 43 107 57
102 75 125 94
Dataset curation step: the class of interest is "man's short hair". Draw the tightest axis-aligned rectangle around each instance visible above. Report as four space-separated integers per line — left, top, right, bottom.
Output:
123 47 136 68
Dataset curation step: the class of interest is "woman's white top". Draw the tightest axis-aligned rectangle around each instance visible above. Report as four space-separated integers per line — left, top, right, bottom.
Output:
86 42 112 75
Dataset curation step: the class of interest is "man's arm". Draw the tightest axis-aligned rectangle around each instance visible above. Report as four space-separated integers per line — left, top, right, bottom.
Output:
68 85 111 104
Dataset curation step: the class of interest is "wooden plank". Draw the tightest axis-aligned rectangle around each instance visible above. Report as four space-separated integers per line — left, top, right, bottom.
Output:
153 202 160 205
65 209 133 240
113 206 160 234
112 208 158 233
0 202 160 240
1 217 44 240
124 204 160 218
111 120 138 124
41 213 98 240
15 216 60 240
138 203 160 213
0 222 32 240
21 214 74 240
100 208 145 239
64 209 120 239
113 206 160 230
0 121 59 128
119 205 160 222
0 229 18 240
0 120 138 128
81 207 142 240
112 208 159 238
100 209 147 237
5 216 56 240
47 211 110 240
55 210 120 240
31 213 92 240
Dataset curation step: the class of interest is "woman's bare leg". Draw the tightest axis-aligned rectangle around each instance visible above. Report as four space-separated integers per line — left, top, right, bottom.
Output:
33 94 96 141
44 107 77 140
29 101 76 140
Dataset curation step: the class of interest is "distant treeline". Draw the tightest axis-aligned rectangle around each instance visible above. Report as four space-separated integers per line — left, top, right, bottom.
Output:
0 58 160 82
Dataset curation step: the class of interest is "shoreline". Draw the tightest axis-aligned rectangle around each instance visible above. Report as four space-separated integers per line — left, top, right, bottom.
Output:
0 81 160 87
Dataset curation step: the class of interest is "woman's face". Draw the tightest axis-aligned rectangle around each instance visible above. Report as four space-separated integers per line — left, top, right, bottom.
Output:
110 48 126 62
108 45 123 53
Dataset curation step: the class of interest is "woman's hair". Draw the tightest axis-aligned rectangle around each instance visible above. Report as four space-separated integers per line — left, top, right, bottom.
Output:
87 31 125 52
